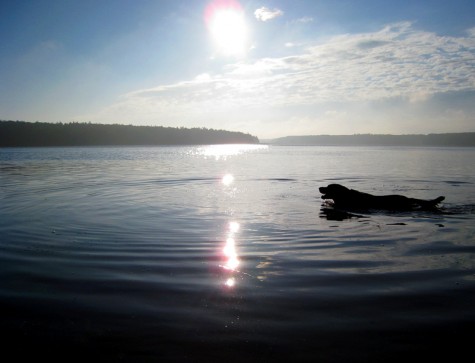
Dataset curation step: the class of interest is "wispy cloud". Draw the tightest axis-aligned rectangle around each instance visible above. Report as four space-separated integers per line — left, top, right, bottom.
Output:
108 22 474 106
254 7 284 22
295 16 313 23
81 22 475 136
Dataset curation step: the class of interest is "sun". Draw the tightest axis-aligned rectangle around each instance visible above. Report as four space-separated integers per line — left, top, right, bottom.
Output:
205 0 248 57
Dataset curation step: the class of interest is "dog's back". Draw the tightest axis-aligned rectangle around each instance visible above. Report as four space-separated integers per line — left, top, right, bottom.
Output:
320 183 444 211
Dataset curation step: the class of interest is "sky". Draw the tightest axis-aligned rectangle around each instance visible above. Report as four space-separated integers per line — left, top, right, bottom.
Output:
1 0 475 139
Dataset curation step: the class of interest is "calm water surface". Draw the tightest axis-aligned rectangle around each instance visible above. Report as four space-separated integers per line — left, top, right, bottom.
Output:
1 145 475 362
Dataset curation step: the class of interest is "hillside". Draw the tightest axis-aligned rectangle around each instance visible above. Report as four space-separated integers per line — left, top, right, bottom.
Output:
270 133 475 147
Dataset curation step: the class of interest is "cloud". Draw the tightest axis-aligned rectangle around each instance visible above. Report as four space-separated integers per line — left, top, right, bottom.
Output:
254 7 283 22
80 22 475 136
295 16 313 23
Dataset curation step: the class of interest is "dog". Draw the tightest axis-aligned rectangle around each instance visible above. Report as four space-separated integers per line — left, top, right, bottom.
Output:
319 184 445 211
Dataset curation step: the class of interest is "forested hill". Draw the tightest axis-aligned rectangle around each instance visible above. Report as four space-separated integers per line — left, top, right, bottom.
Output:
0 121 259 146
270 133 475 147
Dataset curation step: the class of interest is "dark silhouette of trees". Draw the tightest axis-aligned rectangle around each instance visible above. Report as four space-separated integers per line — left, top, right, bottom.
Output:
0 121 259 147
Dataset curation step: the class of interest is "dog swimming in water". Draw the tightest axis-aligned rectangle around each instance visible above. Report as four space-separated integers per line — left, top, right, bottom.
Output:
319 184 445 211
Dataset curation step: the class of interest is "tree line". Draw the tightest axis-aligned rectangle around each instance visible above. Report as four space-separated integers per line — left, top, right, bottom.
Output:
0 121 260 147
271 133 475 147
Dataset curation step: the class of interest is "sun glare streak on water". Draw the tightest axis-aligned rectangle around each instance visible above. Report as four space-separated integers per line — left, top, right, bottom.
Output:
196 144 268 160
223 238 239 270
221 221 241 288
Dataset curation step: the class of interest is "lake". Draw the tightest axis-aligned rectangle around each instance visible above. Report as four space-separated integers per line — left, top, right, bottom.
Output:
1 145 475 362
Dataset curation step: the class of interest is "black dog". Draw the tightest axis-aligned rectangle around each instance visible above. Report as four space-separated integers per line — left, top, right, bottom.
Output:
319 184 445 211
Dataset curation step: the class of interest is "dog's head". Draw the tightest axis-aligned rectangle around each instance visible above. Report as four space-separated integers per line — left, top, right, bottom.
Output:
319 184 351 200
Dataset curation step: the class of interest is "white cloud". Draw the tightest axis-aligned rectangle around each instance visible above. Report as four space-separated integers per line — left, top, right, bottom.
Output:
80 23 475 137
295 16 313 23
194 73 212 82
254 7 283 22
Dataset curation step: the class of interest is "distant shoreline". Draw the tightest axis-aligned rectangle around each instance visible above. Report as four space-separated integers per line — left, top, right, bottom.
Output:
268 133 475 147
2 120 475 148
0 121 259 147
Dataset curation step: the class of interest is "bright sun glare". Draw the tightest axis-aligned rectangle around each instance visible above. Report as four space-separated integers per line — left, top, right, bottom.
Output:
205 0 248 57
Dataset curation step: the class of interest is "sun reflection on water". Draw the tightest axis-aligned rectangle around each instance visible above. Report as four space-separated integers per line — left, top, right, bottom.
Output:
229 221 239 234
196 144 268 160
223 237 239 270
222 173 234 186
221 221 241 288
225 277 236 287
